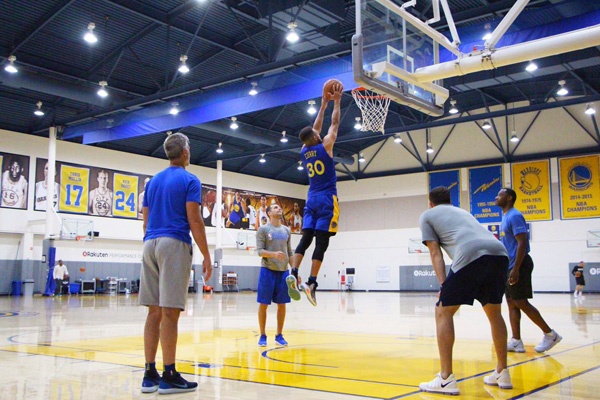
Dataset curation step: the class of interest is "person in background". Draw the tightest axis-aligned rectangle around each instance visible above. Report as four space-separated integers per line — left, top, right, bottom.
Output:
53 260 69 296
572 261 585 297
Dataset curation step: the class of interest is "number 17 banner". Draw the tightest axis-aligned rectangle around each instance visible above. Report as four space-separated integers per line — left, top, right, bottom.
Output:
60 164 90 214
113 173 139 218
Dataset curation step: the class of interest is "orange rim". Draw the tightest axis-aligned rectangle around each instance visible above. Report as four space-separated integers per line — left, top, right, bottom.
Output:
351 87 389 100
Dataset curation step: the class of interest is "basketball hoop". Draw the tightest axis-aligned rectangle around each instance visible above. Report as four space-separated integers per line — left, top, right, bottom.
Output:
352 87 391 134
246 246 256 256
75 235 89 242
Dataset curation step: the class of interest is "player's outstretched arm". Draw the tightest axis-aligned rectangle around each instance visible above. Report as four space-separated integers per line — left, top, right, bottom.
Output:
323 83 343 153
313 92 332 135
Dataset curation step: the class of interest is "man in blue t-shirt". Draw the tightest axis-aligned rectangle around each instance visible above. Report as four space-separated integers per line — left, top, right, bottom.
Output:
496 188 561 354
289 81 343 307
139 132 212 394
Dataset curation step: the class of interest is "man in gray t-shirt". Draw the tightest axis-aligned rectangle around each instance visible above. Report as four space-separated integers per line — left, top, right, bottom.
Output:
418 186 512 396
255 204 294 347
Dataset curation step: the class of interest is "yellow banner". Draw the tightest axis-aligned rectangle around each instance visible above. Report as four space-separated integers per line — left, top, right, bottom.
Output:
559 155 600 219
511 160 552 221
59 165 90 213
112 173 139 218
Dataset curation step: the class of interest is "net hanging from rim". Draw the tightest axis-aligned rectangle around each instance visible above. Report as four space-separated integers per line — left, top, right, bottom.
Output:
351 87 391 134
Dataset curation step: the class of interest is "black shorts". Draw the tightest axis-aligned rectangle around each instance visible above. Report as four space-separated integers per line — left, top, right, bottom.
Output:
505 254 534 300
575 277 585 286
438 255 509 307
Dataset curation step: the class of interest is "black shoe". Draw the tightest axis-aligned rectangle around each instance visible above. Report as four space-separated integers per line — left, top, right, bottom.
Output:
158 372 198 394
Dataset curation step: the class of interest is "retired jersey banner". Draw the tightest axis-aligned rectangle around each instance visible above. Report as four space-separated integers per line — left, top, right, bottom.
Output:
559 155 600 219
113 173 139 218
511 160 552 221
428 169 460 207
59 164 90 214
469 165 503 223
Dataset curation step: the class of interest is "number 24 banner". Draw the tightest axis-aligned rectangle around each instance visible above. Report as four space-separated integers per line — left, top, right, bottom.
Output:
113 173 139 218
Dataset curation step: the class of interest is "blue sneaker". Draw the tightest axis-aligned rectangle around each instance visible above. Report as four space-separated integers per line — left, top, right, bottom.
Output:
275 334 288 346
157 372 198 395
258 334 267 347
141 373 161 393
286 275 301 301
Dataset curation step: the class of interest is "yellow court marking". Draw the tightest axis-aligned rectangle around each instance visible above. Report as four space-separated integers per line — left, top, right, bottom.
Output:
3 329 599 399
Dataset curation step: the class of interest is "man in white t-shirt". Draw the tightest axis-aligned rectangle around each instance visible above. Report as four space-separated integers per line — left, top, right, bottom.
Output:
53 260 69 296
35 161 60 211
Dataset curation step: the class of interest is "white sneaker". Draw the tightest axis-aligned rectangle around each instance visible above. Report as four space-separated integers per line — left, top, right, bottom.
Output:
419 373 459 395
484 368 513 389
534 330 562 352
507 338 525 353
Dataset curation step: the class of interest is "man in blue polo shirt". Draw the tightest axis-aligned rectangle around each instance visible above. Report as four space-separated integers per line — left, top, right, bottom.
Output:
496 188 561 353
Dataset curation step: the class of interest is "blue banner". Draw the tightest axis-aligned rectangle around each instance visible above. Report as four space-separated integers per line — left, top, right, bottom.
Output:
469 165 503 223
428 170 461 207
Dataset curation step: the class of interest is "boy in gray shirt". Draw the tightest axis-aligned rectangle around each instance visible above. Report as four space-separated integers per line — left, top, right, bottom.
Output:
256 204 294 347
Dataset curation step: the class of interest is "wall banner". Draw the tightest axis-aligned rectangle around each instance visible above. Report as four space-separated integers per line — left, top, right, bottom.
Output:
511 159 552 221
428 169 460 207
113 173 139 218
468 165 503 223
59 164 90 214
559 155 600 219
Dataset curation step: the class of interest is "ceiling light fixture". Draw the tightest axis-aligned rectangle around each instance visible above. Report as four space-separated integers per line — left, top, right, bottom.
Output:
307 100 316 115
216 142 224 154
230 116 239 129
354 117 362 130
169 102 179 115
510 131 519 142
97 80 108 98
249 82 258 96
297 161 304 171
449 99 459 114
426 143 434 154
286 22 300 43
482 23 492 41
525 61 538 72
280 130 288 143
556 80 568 96
482 119 491 130
585 103 596 115
34 101 44 116
178 55 190 74
393 135 402 144
358 152 366 163
259 154 266 163
4 55 18 73
84 22 98 44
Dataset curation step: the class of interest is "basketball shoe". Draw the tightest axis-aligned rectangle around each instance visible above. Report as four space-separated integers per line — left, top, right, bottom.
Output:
483 368 513 389
275 334 288 346
303 281 318 306
285 275 301 301
141 371 161 393
419 373 459 395
534 330 562 352
507 338 525 353
158 372 198 394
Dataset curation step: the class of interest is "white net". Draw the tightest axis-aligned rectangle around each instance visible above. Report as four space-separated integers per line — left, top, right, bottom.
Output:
352 87 391 134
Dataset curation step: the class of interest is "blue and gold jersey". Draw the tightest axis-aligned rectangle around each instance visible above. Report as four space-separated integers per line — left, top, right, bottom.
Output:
301 143 337 195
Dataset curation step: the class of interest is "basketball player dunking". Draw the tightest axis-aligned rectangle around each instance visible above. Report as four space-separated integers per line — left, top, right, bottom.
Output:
89 170 113 216
288 81 343 306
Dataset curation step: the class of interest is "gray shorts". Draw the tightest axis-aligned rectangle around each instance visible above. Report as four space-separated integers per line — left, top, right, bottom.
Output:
139 237 193 310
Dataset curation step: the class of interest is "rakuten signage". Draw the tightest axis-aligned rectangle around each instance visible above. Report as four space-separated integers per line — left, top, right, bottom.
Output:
400 265 450 291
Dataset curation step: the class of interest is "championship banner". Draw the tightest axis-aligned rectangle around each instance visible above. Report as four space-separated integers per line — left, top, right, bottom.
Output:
511 160 552 221
559 155 600 219
428 169 460 207
113 173 139 218
59 164 90 214
469 165 503 223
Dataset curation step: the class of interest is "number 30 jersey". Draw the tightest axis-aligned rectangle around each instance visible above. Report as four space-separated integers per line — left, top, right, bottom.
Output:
301 143 337 196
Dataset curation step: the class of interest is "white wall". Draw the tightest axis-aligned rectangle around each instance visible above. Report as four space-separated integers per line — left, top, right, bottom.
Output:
1 129 599 292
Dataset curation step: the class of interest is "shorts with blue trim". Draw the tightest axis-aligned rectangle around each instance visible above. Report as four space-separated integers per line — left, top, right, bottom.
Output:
302 193 339 234
438 255 508 307
257 267 291 305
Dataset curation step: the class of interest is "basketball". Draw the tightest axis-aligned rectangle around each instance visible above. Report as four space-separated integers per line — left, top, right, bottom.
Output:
206 190 216 203
80 267 85 273
323 79 343 96
575 271 582 278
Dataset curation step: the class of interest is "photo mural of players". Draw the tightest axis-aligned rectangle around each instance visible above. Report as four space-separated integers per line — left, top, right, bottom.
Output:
1 153 29 209
137 175 151 220
200 185 304 233
34 158 60 211
89 168 113 216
